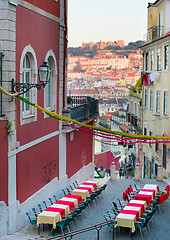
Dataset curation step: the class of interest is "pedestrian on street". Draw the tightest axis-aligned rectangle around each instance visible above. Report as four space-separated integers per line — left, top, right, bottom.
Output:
125 160 133 178
119 167 123 179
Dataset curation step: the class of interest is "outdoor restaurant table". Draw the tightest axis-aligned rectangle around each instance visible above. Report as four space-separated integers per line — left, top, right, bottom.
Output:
44 206 66 218
82 182 98 190
79 184 94 191
127 202 146 215
65 194 83 204
72 189 90 200
61 197 78 208
140 189 156 198
124 206 142 217
51 203 70 215
76 186 92 194
135 193 152 205
120 209 139 221
143 184 159 191
129 200 147 209
138 190 154 200
115 213 136 233
56 200 76 211
84 180 100 187
37 211 62 229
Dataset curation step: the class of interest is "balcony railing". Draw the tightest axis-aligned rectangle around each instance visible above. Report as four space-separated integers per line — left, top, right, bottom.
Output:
127 112 141 129
70 96 99 122
144 25 164 43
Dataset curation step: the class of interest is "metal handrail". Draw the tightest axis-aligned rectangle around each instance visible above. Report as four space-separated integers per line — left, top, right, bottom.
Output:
70 96 99 121
47 220 115 240
144 25 164 43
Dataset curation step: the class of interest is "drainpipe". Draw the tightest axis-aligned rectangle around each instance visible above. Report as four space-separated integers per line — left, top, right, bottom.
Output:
0 52 4 117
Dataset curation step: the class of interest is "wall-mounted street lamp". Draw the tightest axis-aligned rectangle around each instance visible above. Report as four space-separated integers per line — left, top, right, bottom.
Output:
12 61 51 95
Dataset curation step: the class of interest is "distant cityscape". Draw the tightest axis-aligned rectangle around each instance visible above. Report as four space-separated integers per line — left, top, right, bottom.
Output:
67 40 143 116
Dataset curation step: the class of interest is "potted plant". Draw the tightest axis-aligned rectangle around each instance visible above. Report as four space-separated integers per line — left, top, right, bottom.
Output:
67 96 72 108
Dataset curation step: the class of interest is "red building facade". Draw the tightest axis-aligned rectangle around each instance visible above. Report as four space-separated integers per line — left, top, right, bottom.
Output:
0 0 95 235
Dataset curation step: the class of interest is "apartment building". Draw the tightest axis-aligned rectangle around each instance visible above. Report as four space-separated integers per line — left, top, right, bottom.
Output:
127 78 143 167
141 0 170 178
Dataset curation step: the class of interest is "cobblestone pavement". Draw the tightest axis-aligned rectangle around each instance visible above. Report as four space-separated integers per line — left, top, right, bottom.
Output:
0 177 169 240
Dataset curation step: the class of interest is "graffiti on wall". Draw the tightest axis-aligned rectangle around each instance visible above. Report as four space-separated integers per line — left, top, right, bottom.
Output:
81 150 87 166
41 160 56 183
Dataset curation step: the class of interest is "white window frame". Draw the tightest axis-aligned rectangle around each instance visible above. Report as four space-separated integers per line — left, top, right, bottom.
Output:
156 89 160 114
163 90 168 116
134 102 137 116
157 48 161 71
44 50 57 118
20 45 37 125
151 50 154 71
164 45 169 70
145 52 149 72
150 88 153 111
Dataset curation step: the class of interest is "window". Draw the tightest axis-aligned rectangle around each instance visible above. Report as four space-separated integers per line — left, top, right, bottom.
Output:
144 127 147 136
131 100 133 114
44 50 57 115
155 140 159 152
145 52 148 72
151 50 154 71
138 103 140 119
46 59 52 109
157 48 161 71
20 45 37 125
156 90 160 113
150 88 153 111
164 45 169 70
159 9 163 37
22 54 31 114
163 90 168 116
134 102 137 116
144 88 148 109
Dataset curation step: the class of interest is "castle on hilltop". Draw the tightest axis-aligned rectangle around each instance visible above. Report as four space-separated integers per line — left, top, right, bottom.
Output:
82 40 125 50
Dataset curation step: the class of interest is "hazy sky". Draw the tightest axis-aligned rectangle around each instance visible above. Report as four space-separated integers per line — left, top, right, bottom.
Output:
68 0 150 47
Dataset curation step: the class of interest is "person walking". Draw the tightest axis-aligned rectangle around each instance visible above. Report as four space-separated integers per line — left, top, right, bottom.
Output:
125 160 133 178
119 167 123 179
